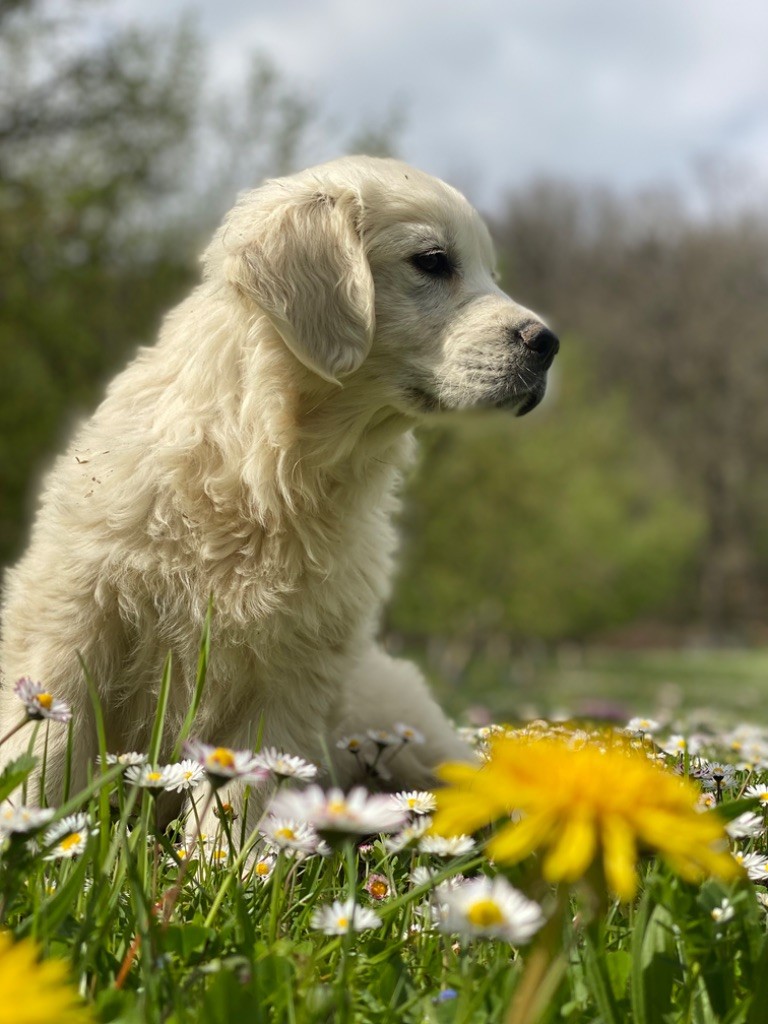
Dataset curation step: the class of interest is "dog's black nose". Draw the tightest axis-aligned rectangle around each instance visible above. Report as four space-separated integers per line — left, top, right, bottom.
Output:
515 323 560 366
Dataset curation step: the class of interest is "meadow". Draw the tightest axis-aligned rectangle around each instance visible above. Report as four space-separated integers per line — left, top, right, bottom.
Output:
3 630 768 1024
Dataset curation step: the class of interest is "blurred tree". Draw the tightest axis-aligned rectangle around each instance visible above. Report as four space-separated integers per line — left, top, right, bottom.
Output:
0 0 200 561
493 177 768 637
593 216 768 635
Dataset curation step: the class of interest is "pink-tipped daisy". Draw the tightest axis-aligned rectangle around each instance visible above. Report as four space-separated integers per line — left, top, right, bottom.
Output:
266 785 407 839
183 740 270 789
14 678 72 723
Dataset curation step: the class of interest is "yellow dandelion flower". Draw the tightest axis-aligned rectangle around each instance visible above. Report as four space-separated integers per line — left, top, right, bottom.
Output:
0 931 94 1024
433 729 741 901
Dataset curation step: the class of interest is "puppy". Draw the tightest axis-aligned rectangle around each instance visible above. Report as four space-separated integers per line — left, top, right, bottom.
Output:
0 156 558 822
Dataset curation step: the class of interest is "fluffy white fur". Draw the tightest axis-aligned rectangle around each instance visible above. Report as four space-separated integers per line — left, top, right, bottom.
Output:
0 156 555 823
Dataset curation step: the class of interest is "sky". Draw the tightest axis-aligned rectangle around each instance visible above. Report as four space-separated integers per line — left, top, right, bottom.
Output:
110 0 768 211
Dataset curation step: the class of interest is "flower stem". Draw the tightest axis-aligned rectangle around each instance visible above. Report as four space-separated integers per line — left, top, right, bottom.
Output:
0 716 29 750
504 889 569 1024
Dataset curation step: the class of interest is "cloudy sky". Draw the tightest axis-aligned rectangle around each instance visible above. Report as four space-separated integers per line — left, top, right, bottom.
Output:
113 0 768 210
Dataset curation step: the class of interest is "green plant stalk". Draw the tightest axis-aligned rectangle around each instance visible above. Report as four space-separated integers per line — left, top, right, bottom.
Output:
81 655 111 864
0 716 30 750
337 840 359 1024
63 718 74 803
504 888 570 1024
171 600 212 760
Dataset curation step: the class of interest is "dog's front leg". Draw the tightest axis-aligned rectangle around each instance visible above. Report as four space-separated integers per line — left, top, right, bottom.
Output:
331 646 474 791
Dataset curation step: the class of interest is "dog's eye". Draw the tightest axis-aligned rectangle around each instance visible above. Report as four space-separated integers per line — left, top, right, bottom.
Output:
411 250 453 278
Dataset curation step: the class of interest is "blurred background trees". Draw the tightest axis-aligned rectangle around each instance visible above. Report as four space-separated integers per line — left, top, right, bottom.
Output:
3 1 768 711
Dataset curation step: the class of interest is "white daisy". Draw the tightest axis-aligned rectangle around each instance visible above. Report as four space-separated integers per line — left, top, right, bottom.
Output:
42 813 91 859
394 723 426 745
625 716 660 735
710 898 735 924
418 833 476 857
726 812 765 839
266 785 407 838
0 801 55 835
13 677 72 723
663 734 689 755
366 729 400 748
259 817 320 855
390 790 436 816
98 751 148 769
253 747 318 782
335 735 367 754
310 898 381 935
735 851 768 882
163 760 206 793
124 764 178 791
439 875 544 943
206 843 230 868
183 740 270 788
252 854 276 882
410 865 439 889
744 784 768 804
384 817 433 853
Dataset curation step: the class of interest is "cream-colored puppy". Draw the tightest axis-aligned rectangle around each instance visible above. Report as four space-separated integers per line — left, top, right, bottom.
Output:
0 156 558 819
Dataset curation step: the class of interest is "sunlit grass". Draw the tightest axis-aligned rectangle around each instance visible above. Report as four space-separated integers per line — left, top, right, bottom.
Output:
2 641 768 1022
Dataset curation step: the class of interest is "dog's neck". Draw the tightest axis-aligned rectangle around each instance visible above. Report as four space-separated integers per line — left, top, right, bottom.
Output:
233 319 418 518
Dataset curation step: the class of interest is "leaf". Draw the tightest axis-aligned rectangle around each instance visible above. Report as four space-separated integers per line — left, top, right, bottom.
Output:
163 924 214 961
631 894 680 1024
605 950 632 1002
0 753 36 802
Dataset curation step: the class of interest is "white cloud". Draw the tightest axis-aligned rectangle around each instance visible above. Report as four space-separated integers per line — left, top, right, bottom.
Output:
109 0 768 208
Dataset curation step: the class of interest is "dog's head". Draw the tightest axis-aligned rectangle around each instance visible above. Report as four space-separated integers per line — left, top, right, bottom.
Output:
205 156 558 417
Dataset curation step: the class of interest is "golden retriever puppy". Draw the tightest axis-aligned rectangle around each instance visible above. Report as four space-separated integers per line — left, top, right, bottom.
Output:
0 156 558 820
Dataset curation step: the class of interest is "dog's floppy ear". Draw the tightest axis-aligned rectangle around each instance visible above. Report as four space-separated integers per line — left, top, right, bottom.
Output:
232 188 374 383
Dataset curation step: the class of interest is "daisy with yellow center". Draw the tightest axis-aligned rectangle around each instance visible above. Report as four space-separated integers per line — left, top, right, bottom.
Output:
253 854 275 881
0 931 94 1024
433 729 741 901
266 785 407 840
259 817 319 855
391 790 437 815
123 764 177 791
310 898 381 935
42 814 91 861
183 740 270 789
438 876 544 944
364 873 392 901
13 677 72 724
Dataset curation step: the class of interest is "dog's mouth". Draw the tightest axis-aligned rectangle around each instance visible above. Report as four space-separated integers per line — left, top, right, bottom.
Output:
404 380 547 417
494 383 546 417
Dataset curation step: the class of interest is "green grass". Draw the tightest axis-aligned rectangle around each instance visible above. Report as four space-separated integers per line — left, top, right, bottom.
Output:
4 646 768 1023
424 645 768 725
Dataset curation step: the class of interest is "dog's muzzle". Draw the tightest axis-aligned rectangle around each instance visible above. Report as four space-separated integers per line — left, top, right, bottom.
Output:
512 322 560 371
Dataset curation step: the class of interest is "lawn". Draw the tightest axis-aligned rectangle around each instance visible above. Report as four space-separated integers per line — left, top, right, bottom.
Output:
3 643 768 1023
426 645 768 726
